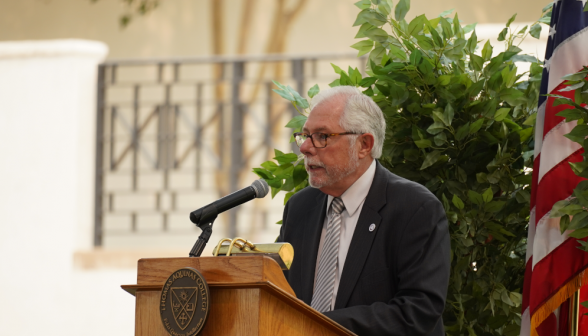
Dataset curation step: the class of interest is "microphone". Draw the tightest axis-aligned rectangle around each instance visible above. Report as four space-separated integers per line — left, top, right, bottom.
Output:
189 179 270 226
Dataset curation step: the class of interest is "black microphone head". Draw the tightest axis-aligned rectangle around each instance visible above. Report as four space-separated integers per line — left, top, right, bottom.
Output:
251 179 270 198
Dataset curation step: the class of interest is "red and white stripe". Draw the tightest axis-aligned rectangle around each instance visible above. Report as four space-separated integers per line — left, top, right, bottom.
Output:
521 25 588 336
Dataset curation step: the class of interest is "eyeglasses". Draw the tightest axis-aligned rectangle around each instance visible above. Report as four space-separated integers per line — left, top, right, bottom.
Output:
293 132 362 148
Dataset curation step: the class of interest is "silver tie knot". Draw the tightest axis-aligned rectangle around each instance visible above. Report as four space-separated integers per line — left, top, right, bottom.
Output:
331 197 345 215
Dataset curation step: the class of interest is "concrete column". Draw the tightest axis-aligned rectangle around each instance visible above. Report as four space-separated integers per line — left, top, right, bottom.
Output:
0 39 108 334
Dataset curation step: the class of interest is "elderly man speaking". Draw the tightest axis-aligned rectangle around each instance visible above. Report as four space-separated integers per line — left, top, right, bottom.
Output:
277 86 450 336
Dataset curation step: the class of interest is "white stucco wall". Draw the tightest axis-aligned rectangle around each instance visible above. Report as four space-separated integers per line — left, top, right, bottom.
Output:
0 39 113 335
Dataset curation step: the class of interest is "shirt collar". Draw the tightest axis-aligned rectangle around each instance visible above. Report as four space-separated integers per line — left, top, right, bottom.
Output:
326 159 376 217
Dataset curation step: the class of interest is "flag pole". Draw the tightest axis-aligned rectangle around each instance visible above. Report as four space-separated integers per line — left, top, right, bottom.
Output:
570 289 580 336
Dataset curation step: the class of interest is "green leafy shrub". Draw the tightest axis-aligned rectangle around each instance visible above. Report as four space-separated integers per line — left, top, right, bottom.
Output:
253 1 553 334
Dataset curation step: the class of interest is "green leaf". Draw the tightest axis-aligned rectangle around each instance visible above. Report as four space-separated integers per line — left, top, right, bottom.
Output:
530 23 542 39
286 86 310 109
351 40 375 57
455 122 470 141
267 177 283 189
355 22 377 38
273 163 294 178
482 40 493 61
354 9 388 27
415 35 435 50
556 109 585 122
285 115 307 129
355 0 371 9
506 13 517 28
407 14 427 36
273 80 288 91
457 166 467 183
394 0 410 21
409 49 422 66
414 138 432 148
470 54 484 71
517 25 528 36
494 108 510 121
427 121 445 135
560 215 571 234
470 118 484 134
518 127 533 143
523 113 537 126
559 82 585 92
500 89 524 105
331 63 344 75
273 89 294 101
274 153 298 165
380 0 394 15
252 168 273 180
439 17 453 39
466 30 478 53
261 161 278 172
453 13 463 38
307 84 320 99
420 150 441 170
437 75 451 86
501 65 518 88
561 70 588 81
485 201 505 212
497 28 508 41
434 132 447 146
514 173 532 185
511 54 538 63
328 79 341 87
348 66 363 85
482 187 493 203
369 46 387 64
468 190 484 205
564 125 588 144
452 194 465 210
444 104 455 126
476 172 488 183
292 163 308 187
364 27 389 42
359 77 377 87
569 226 588 239
388 44 409 61
429 27 444 48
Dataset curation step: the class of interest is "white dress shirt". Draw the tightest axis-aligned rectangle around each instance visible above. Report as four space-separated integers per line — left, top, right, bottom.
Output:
314 159 377 309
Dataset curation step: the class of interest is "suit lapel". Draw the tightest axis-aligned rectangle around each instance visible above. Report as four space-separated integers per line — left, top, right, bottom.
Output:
335 161 388 309
299 191 328 305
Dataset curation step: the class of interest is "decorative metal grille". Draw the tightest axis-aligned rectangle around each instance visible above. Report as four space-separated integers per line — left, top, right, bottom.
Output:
95 53 366 247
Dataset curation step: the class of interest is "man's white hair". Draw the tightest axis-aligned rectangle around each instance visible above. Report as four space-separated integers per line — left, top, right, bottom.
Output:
310 86 386 158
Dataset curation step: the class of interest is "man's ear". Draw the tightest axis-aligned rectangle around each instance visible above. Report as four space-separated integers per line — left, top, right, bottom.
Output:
358 133 375 159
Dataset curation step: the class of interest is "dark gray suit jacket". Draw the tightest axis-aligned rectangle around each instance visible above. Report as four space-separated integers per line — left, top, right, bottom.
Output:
277 161 450 336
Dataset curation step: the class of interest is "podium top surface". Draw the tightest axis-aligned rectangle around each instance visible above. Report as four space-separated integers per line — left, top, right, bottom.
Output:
133 255 294 296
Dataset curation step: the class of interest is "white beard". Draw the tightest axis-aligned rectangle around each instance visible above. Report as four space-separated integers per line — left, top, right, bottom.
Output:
305 144 359 189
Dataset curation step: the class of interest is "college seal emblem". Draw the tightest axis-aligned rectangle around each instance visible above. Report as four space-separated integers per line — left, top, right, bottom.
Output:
160 267 210 336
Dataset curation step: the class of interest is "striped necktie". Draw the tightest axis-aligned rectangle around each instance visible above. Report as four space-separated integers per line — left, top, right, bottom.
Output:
311 197 345 312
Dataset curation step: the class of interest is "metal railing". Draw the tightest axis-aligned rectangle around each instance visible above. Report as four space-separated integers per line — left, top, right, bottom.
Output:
94 53 366 247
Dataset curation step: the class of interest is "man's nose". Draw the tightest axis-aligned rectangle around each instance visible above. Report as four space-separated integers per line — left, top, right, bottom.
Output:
299 136 316 155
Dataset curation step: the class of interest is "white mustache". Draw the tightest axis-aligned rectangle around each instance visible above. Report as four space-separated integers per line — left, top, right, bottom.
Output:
305 159 325 169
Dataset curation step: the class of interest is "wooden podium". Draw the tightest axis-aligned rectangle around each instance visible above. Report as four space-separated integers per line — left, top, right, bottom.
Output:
122 255 355 336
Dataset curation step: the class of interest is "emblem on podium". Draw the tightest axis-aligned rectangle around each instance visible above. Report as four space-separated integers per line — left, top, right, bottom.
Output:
160 267 210 336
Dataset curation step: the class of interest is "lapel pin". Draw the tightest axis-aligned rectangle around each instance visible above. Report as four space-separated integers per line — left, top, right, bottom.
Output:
369 223 376 232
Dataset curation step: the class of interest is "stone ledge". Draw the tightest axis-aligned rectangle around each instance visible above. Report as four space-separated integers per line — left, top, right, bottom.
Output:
74 249 188 270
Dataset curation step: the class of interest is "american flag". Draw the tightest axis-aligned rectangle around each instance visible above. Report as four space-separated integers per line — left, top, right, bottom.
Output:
521 1 588 336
